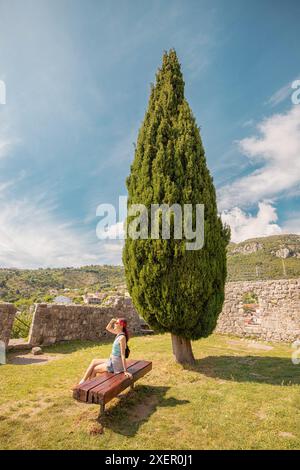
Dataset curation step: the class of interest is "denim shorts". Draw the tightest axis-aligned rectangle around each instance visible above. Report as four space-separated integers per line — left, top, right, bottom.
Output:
106 355 123 374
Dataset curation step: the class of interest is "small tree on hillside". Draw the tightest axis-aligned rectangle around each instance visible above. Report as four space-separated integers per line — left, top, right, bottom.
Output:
123 50 230 364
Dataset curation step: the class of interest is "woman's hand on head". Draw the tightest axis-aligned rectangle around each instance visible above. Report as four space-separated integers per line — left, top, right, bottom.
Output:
106 318 117 332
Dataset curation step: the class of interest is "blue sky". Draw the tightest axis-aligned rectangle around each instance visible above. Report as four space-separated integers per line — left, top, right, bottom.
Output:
0 0 299 268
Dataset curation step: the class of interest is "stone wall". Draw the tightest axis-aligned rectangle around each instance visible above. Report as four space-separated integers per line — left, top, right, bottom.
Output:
1 279 300 348
28 296 142 346
216 279 300 342
0 303 17 347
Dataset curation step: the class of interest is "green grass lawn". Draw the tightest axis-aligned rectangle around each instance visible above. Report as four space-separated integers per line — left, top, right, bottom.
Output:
0 333 299 450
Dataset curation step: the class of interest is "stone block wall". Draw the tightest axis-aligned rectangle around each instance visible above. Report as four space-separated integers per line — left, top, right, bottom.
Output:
0 303 17 347
216 279 300 342
1 280 300 348
28 296 142 346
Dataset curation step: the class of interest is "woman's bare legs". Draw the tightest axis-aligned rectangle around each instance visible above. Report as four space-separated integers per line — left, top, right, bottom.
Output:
89 362 108 379
79 359 106 384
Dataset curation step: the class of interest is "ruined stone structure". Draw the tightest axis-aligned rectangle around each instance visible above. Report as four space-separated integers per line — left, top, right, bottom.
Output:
0 303 17 347
1 279 299 348
216 278 300 342
28 296 141 346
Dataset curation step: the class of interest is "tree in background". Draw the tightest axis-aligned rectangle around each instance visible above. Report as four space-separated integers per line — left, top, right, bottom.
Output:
123 50 230 364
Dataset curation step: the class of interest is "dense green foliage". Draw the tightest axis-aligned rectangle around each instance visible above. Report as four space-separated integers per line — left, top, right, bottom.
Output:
11 310 33 339
242 291 258 304
123 50 230 340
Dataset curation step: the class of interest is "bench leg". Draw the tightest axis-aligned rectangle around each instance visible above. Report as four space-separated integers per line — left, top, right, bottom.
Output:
130 382 135 391
97 403 105 421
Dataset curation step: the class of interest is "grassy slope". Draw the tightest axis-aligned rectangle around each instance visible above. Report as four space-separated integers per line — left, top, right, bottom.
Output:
227 234 300 281
0 334 299 450
0 265 125 303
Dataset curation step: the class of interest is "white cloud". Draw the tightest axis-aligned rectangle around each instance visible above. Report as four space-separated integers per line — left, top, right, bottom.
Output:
0 119 15 160
221 201 282 243
268 82 293 107
242 119 254 128
0 179 14 195
0 198 123 268
280 212 300 235
267 75 300 107
101 241 124 260
218 105 300 211
0 170 27 200
0 138 10 159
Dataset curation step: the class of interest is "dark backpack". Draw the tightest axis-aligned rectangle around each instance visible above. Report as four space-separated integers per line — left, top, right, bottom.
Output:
119 333 130 358
125 344 130 359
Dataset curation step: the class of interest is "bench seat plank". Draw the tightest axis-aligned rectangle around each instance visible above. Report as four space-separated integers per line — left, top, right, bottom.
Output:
72 359 138 402
89 360 152 404
102 361 152 404
86 360 140 403
73 360 152 406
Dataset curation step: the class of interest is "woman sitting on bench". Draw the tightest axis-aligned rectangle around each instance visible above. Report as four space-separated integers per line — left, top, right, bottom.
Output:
79 318 132 384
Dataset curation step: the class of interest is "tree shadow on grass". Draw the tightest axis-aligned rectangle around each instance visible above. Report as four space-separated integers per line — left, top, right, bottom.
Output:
8 354 51 365
184 356 300 386
100 385 189 437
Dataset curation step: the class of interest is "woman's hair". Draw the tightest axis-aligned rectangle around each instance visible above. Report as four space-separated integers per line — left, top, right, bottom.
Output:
118 318 129 343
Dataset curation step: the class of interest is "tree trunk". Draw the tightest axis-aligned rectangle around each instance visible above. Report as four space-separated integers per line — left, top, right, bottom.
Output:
171 334 195 365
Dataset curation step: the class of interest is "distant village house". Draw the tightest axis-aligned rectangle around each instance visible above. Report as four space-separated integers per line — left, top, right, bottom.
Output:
54 295 72 304
83 292 106 305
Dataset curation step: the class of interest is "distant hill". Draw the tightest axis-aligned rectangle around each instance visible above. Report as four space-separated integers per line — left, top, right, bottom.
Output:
0 265 125 304
227 234 300 281
0 234 299 304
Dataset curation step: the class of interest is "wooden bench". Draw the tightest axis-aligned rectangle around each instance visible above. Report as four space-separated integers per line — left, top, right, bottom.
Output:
72 359 152 420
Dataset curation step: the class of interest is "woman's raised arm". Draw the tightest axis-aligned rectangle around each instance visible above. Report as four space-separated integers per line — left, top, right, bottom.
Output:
106 318 117 334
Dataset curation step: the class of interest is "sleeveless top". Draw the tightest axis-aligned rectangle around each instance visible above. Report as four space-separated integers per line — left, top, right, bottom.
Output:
111 333 125 357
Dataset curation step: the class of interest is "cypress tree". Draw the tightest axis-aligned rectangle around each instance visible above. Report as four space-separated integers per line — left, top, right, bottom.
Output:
123 49 230 364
